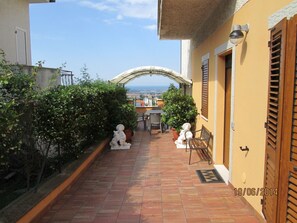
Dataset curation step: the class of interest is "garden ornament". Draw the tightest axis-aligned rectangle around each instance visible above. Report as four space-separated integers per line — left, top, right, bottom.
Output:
175 123 193 149
110 124 131 150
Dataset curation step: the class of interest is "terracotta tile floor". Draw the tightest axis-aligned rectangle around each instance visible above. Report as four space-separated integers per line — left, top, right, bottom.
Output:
39 129 262 223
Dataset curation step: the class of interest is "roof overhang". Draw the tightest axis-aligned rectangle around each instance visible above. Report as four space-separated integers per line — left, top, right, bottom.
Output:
158 0 221 39
30 0 55 3
110 66 192 85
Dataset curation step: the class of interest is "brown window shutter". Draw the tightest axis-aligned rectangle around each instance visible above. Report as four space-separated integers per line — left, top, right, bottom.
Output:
201 59 209 119
262 18 287 223
278 14 297 223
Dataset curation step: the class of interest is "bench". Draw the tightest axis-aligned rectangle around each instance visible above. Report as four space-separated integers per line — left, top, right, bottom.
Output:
186 125 212 165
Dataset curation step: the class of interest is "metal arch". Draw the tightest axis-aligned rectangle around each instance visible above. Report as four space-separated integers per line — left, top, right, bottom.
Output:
110 66 192 85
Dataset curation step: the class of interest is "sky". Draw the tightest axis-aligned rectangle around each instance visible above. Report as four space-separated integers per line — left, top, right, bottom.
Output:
29 0 180 86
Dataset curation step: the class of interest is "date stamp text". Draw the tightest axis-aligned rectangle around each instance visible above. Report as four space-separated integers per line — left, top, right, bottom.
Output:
234 187 277 196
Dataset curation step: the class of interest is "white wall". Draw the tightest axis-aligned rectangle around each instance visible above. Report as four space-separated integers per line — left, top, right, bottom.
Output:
0 0 31 65
181 40 193 95
181 40 192 80
22 65 61 89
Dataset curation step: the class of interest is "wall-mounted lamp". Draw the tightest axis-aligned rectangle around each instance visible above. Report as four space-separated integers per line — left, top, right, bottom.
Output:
229 24 249 45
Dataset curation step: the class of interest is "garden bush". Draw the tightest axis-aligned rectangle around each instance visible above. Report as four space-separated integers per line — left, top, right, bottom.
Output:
162 84 198 131
117 103 138 131
76 68 128 133
34 84 109 160
0 52 129 208
0 54 37 172
95 81 128 132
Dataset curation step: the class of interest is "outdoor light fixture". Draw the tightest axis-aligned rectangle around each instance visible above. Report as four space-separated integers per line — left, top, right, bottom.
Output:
229 24 249 45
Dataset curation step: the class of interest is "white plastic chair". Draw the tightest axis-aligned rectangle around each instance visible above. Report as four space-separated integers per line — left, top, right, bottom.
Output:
148 113 162 135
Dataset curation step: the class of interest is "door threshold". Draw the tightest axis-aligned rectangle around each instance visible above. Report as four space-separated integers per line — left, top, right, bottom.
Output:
214 164 229 185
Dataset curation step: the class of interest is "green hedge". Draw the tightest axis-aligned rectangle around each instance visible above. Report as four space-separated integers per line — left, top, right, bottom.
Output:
34 85 108 159
0 53 138 209
93 81 128 132
162 84 198 131
0 56 129 176
0 57 37 171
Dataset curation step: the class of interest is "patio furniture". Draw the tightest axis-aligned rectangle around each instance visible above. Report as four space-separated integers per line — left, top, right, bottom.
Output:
186 125 212 165
144 109 164 116
137 112 146 130
146 111 163 135
144 110 164 132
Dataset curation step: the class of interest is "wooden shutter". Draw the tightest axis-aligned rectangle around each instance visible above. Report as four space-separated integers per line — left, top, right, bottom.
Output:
279 14 297 223
201 59 209 118
262 18 287 223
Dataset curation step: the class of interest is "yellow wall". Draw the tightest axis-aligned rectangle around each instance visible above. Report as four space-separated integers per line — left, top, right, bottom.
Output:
191 0 293 214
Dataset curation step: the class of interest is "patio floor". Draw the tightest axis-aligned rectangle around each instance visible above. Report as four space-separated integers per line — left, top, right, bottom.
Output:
39 128 262 223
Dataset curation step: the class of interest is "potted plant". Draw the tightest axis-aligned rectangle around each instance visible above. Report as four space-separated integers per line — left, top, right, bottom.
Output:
161 84 198 140
117 103 138 142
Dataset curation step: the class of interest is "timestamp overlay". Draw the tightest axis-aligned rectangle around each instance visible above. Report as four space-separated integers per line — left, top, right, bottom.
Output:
234 187 278 196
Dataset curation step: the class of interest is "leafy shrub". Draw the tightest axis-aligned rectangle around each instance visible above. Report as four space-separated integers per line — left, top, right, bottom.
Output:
162 84 198 131
0 54 132 208
34 84 108 159
117 103 138 131
92 81 128 132
0 55 127 173
0 54 37 171
34 80 129 159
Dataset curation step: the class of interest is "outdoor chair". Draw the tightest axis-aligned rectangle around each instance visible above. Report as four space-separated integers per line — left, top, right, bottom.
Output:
186 125 212 165
137 112 146 130
148 113 163 135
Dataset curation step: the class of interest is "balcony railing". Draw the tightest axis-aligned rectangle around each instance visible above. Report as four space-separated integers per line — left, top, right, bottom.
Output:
60 70 74 86
20 65 74 88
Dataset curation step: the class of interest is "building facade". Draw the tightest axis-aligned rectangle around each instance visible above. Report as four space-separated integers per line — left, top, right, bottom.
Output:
0 0 54 65
159 0 297 222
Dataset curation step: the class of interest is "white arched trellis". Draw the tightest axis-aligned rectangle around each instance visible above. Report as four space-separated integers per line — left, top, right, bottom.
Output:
110 66 192 86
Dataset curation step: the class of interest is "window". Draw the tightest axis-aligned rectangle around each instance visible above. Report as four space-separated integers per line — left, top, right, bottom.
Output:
201 59 209 119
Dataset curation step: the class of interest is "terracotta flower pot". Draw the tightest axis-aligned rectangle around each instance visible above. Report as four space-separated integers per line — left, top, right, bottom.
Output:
171 128 179 141
124 129 134 143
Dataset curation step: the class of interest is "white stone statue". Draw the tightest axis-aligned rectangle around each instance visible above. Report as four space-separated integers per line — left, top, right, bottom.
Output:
110 124 131 150
175 123 193 149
